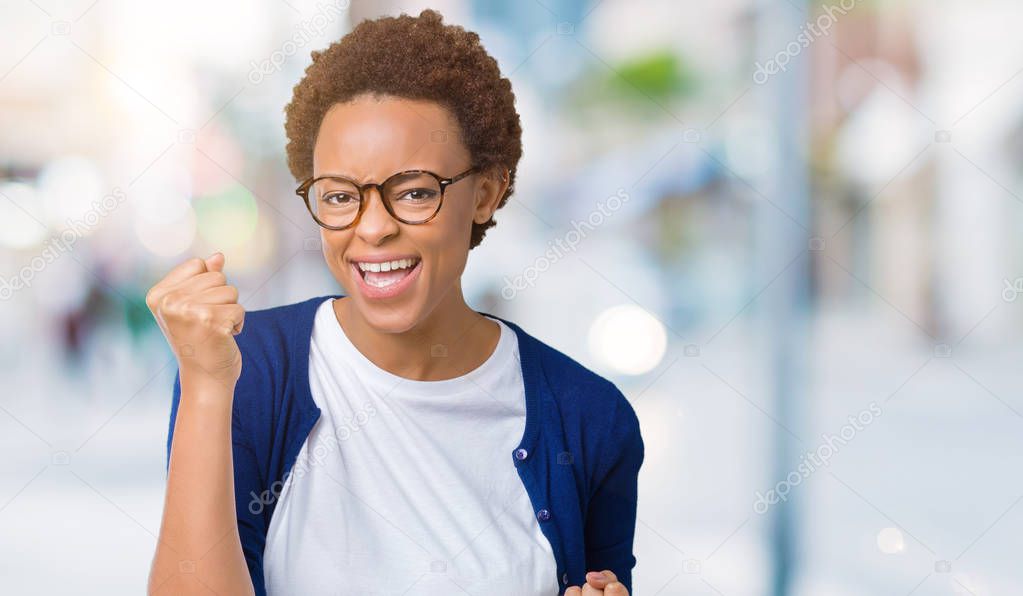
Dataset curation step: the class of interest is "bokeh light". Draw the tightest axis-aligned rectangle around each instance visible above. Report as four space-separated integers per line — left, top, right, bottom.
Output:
37 156 106 230
875 527 905 555
135 202 197 257
587 304 668 375
0 182 48 249
194 183 260 250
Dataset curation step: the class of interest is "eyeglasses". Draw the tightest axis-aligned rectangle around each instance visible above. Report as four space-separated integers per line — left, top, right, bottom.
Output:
296 166 478 231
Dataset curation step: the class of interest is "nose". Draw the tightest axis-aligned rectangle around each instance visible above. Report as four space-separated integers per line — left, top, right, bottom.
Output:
354 185 400 244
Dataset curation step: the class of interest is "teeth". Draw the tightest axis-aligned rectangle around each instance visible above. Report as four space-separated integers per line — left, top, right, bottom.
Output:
356 258 418 273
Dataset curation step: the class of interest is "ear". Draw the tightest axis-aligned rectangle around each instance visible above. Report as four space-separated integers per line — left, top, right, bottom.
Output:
472 167 511 225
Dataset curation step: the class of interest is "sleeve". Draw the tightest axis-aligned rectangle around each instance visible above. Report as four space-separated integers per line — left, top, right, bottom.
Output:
166 367 269 596
583 384 645 594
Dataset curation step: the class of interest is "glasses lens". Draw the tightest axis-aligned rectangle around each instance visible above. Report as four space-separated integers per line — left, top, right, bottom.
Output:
309 177 361 228
383 172 443 223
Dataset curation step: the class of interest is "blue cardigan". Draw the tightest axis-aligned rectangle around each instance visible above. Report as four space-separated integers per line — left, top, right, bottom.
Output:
166 294 644 595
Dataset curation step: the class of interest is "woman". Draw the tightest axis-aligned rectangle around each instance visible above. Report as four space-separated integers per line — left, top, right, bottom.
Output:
146 9 643 596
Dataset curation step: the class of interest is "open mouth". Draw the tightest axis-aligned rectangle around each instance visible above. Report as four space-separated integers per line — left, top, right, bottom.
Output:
353 257 422 289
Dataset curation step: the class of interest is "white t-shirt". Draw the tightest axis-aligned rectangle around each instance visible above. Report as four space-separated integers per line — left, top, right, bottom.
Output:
263 298 559 595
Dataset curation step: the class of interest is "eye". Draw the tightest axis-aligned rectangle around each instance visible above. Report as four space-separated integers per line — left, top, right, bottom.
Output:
323 192 358 205
397 188 439 202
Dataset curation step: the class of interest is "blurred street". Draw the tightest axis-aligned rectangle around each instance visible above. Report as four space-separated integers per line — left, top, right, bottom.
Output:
3 0 1023 594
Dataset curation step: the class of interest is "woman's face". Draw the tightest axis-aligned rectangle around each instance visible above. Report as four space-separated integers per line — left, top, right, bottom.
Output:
311 94 506 333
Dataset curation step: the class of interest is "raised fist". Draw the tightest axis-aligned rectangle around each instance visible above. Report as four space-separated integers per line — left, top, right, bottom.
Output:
146 252 245 388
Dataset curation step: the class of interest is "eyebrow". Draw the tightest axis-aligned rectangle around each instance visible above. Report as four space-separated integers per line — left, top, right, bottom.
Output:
313 169 435 183
315 172 361 181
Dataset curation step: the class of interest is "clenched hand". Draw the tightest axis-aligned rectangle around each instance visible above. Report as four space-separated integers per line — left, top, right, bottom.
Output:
565 569 629 595
145 252 245 390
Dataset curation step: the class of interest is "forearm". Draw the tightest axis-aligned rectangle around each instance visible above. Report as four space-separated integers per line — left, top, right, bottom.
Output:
148 374 254 595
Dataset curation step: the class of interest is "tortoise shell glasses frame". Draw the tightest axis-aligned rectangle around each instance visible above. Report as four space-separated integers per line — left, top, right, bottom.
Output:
295 166 479 231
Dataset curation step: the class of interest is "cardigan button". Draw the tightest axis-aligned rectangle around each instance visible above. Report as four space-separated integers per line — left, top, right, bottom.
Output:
537 508 551 522
562 572 568 585
514 448 528 461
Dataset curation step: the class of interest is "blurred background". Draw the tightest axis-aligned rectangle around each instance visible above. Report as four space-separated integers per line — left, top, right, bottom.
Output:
2 0 1022 594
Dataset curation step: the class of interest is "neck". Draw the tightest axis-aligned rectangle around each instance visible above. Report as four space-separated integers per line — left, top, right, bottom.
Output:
332 286 500 382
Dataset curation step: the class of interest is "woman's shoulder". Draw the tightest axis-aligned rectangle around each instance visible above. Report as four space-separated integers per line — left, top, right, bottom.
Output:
223 295 335 447
233 294 336 369
494 316 641 440
228 294 335 404
237 294 332 343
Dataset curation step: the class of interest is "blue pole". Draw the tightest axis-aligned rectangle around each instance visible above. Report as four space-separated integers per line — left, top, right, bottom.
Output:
754 2 812 595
